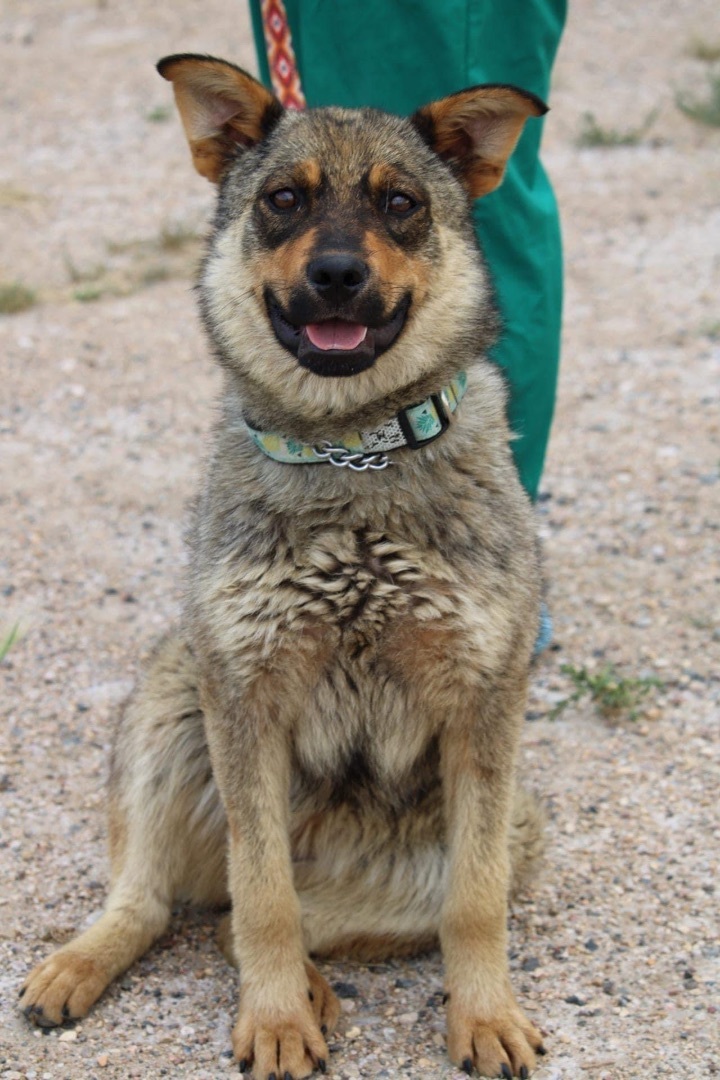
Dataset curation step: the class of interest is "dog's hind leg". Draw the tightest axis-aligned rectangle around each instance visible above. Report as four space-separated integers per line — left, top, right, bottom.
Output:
290 793 444 962
20 635 228 1027
289 785 543 963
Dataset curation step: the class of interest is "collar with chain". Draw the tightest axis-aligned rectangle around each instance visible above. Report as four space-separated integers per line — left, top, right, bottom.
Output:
245 372 467 471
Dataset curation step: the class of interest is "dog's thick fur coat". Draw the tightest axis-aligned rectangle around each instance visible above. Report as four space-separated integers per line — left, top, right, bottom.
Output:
21 56 549 1078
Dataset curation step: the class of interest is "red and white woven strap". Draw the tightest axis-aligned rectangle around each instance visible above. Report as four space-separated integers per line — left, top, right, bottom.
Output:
260 0 306 110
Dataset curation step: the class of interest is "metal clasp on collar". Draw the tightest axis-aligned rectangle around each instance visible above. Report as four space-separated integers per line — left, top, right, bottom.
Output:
312 443 392 471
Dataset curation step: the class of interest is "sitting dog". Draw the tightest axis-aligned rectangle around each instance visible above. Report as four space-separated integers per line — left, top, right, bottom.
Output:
20 54 548 1079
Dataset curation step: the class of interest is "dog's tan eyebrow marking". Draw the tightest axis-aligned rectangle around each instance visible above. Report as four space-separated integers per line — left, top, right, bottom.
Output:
365 163 426 205
297 158 323 191
260 160 325 203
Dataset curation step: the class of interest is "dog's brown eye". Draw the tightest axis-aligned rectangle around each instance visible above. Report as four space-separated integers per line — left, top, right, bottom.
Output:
268 187 299 211
386 191 416 215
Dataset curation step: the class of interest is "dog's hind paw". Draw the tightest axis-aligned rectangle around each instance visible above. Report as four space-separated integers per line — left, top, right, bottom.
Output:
446 997 545 1077
19 950 110 1027
305 962 340 1038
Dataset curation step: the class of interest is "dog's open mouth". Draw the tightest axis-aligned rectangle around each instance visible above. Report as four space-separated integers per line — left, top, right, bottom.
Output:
267 294 410 377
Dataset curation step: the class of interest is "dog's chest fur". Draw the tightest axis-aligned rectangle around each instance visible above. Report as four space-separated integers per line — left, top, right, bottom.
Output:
193 471 529 810
285 526 454 798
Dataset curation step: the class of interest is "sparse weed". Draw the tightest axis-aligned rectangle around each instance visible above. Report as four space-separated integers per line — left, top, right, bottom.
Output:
97 223 204 297
140 264 172 286
105 237 143 256
549 663 662 722
63 250 106 285
687 37 720 62
146 105 172 123
158 223 200 252
700 319 720 340
74 286 103 302
0 185 36 208
0 282 37 314
676 72 720 126
575 109 658 148
0 622 20 662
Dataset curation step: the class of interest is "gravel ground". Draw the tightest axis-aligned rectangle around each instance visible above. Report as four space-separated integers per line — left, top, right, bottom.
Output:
1 2 719 1078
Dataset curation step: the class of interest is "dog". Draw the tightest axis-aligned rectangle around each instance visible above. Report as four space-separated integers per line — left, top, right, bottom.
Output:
20 54 549 1079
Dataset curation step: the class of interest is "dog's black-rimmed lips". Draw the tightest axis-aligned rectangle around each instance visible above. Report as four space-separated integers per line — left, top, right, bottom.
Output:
266 294 411 378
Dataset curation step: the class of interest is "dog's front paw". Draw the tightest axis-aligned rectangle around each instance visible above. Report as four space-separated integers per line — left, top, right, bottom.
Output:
233 968 333 1078
446 995 546 1078
19 950 110 1027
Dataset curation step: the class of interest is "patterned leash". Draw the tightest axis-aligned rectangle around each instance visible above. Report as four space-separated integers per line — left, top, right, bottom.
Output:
260 0 306 109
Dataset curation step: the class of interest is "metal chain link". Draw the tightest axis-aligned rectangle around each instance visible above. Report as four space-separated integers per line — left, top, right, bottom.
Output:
312 443 392 471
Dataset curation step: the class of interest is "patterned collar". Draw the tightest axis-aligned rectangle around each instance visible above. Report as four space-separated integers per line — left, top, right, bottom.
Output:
245 372 468 471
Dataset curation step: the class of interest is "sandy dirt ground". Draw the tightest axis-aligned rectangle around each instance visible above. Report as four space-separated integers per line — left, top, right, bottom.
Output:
1 1 719 1078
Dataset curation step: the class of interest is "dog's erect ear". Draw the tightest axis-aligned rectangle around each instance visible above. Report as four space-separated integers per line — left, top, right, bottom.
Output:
157 54 284 183
412 85 548 199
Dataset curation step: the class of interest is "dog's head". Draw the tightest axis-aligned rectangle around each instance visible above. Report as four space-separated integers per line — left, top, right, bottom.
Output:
158 55 546 426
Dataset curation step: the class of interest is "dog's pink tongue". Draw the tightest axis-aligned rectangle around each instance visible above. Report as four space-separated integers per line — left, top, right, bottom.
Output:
306 321 368 351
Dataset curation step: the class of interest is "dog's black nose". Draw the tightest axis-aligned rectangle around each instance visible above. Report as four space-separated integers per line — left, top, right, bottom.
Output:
306 254 369 302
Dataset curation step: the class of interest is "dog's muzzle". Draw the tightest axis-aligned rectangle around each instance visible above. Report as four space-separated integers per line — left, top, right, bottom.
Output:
266 290 411 378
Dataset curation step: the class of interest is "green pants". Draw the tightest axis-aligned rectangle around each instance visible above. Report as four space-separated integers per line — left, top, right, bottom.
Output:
249 0 565 499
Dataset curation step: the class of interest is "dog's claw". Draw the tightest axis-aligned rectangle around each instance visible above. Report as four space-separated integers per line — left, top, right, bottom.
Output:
537 1045 547 1056
462 1058 474 1075
500 1065 513 1080
520 1067 529 1079
319 1061 327 1074
238 1059 248 1072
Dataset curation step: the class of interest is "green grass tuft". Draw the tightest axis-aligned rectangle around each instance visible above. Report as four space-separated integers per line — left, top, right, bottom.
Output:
158 223 200 253
146 105 172 123
140 264 172 286
0 622 21 662
575 109 658 148
676 72 720 126
63 250 107 286
687 37 720 62
73 286 103 302
0 282 37 314
699 319 720 340
549 663 662 722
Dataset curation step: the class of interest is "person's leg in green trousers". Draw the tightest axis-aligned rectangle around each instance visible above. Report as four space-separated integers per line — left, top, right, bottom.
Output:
249 1 565 500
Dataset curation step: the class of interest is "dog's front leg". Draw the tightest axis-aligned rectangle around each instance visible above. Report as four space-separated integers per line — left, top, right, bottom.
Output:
440 693 546 1079
202 670 333 1079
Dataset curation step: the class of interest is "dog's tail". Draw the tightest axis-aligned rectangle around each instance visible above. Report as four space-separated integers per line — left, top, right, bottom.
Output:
508 785 546 898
